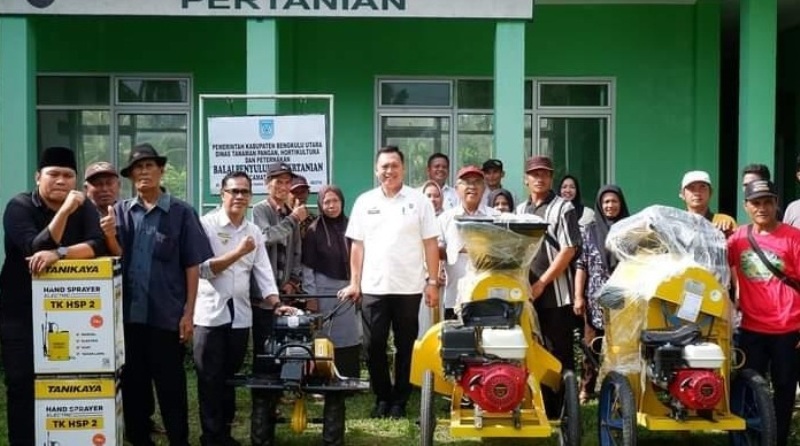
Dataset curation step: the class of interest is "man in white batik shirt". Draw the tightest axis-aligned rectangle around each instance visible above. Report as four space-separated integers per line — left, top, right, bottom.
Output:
438 165 499 319
194 171 293 446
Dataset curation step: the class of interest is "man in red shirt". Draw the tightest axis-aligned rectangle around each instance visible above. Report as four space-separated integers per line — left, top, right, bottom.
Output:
728 180 800 446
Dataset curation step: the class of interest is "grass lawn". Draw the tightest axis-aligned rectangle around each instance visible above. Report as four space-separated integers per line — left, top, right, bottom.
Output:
5 363 799 445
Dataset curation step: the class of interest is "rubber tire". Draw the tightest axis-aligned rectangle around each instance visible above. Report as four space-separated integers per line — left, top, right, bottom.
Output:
251 390 280 446
729 368 777 446
420 370 436 446
598 371 636 446
559 370 581 446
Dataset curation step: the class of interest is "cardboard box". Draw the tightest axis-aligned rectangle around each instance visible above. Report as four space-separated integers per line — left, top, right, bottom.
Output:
35 376 123 446
32 258 124 374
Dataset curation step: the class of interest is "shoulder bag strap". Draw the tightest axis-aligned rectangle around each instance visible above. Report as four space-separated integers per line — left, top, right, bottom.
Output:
746 224 800 292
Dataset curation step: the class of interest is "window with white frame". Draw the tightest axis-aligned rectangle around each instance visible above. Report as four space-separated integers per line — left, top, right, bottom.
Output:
37 75 192 201
376 77 613 197
534 79 614 201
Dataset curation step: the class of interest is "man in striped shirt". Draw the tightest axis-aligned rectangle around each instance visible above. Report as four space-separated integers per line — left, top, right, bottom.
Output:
516 155 581 416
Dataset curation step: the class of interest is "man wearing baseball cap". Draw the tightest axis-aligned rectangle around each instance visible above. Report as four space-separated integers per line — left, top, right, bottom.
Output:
480 159 508 205
679 170 736 237
515 155 581 416
438 166 499 320
0 146 106 444
728 180 800 446
84 162 123 257
84 162 119 213
249 162 308 445
289 175 315 237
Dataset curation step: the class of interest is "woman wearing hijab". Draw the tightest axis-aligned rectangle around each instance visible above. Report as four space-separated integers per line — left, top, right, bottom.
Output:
421 180 444 216
573 184 630 404
418 180 446 337
301 185 358 446
559 174 595 227
488 188 515 213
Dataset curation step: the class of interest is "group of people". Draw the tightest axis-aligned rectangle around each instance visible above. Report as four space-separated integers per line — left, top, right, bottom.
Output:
1 142 800 446
0 143 359 446
415 151 800 446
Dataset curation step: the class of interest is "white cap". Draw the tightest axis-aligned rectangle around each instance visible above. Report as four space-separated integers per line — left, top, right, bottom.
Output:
681 170 712 189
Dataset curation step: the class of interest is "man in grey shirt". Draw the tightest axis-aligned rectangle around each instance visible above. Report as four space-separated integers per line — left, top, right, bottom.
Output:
249 162 308 446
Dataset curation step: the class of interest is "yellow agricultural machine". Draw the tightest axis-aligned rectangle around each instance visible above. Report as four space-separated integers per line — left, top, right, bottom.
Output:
596 206 775 446
410 215 581 446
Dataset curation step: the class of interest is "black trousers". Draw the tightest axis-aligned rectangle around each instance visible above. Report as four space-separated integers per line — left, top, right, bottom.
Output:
251 306 279 446
535 304 576 371
0 312 34 446
361 293 421 407
122 323 189 446
738 329 800 446
534 304 576 418
193 324 249 445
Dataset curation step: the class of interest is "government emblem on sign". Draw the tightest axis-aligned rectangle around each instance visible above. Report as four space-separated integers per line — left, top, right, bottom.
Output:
259 119 275 140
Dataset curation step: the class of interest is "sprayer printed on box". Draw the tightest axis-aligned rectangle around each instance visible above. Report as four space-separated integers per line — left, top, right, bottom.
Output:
32 259 124 374
35 377 123 446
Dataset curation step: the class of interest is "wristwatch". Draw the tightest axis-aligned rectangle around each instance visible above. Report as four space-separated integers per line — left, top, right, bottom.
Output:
56 246 69 260
426 279 438 287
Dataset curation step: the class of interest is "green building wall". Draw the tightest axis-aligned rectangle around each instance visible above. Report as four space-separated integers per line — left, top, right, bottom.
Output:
285 4 719 210
29 3 719 212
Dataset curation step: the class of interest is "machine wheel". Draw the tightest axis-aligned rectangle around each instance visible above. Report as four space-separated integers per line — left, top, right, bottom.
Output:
598 371 636 446
420 370 436 446
729 369 777 446
559 370 581 446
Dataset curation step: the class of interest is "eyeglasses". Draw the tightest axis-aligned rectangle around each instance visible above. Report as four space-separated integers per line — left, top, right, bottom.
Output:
224 188 251 197
458 178 485 187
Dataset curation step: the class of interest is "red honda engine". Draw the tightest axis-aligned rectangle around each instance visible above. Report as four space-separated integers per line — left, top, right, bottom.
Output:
460 363 527 413
668 369 724 411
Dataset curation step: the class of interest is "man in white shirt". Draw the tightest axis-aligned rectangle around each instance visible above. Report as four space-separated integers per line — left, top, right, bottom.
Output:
438 166 499 319
194 171 293 446
425 153 459 210
339 146 440 419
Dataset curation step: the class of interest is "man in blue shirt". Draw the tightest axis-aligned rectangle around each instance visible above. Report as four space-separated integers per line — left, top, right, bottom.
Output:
115 143 213 446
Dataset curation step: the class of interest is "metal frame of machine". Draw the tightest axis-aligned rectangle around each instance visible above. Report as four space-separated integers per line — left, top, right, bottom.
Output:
410 216 581 446
230 295 370 439
596 258 776 446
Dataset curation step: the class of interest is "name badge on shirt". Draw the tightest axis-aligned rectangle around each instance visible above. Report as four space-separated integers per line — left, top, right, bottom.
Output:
367 208 381 215
217 232 231 245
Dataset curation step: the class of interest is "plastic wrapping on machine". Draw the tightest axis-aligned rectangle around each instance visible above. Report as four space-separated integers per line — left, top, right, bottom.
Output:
455 213 548 275
453 214 549 337
597 206 730 376
605 205 730 286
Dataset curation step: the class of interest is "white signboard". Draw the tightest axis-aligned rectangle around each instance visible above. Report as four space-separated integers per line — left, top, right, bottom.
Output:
208 114 328 194
1 0 534 19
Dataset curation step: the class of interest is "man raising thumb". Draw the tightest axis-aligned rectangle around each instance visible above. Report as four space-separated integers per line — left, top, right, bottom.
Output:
83 161 122 256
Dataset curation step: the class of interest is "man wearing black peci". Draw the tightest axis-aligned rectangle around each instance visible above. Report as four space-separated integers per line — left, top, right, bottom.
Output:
0 146 106 445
